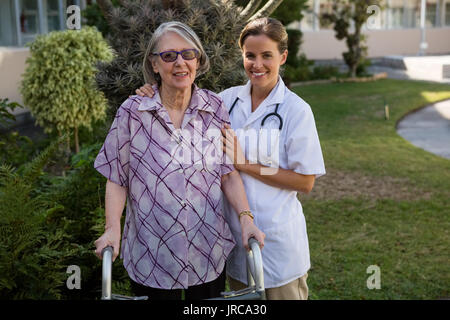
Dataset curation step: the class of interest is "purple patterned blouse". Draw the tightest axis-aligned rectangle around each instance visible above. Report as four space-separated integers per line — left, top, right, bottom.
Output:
94 85 236 289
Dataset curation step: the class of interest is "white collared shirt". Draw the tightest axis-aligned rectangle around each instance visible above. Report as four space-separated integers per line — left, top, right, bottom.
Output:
219 77 326 288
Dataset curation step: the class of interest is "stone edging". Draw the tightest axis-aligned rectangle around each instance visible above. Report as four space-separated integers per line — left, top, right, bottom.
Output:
291 72 388 86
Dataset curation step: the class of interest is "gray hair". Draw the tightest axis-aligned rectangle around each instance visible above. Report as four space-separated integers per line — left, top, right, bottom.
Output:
142 21 210 85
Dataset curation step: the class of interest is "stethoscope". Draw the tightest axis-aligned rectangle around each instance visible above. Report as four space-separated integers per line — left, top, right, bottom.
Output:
229 97 283 166
229 97 283 130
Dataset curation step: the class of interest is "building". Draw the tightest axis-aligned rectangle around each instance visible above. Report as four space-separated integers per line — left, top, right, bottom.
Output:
290 0 450 59
0 0 449 111
0 0 93 112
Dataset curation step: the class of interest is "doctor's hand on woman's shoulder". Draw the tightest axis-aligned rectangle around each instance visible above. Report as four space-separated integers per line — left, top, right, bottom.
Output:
135 83 155 98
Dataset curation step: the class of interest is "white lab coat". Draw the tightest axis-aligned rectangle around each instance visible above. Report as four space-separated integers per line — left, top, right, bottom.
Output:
219 77 326 288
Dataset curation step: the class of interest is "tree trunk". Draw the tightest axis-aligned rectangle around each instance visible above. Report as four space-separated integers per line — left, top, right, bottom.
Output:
249 0 284 21
239 0 263 21
350 64 357 78
352 25 362 78
74 126 79 154
49 132 71 176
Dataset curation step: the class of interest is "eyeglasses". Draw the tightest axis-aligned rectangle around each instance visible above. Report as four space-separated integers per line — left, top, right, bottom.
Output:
152 49 199 62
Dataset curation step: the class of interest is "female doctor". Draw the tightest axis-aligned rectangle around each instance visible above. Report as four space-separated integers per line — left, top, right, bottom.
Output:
136 17 325 300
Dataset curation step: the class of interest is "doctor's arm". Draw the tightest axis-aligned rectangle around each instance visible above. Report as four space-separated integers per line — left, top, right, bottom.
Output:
221 124 315 194
221 170 265 250
236 163 314 194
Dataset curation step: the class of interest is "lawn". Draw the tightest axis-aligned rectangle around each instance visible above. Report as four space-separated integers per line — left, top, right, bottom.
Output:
292 79 450 300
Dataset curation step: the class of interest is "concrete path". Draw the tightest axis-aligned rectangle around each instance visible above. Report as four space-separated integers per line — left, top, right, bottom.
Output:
371 55 450 84
397 99 450 159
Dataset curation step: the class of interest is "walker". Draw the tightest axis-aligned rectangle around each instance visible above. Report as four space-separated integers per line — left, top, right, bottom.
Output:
100 238 265 300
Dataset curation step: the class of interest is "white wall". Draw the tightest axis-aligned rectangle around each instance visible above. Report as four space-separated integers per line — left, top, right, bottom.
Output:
0 47 30 115
302 27 450 60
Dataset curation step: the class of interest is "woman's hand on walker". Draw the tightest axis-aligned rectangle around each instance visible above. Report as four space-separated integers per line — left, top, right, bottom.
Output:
94 226 121 262
135 83 155 97
240 216 265 251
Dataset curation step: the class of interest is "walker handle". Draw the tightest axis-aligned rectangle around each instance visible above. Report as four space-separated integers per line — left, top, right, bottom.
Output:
246 237 265 298
101 246 113 300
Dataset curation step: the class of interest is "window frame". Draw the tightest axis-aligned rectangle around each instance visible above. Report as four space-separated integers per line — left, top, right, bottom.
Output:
6 0 87 47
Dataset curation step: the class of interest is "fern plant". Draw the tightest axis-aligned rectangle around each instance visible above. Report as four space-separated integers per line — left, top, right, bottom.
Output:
0 98 34 168
0 136 78 299
44 142 131 299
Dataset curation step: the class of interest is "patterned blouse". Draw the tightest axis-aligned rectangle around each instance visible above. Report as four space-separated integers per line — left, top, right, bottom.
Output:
94 85 236 289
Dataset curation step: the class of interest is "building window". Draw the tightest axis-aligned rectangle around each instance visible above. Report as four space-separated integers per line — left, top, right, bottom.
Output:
386 0 441 29
46 0 61 32
0 0 90 47
387 0 405 29
286 0 317 31
300 0 316 31
0 1 18 46
20 0 40 44
425 0 438 27
318 0 335 30
446 0 450 25
404 0 420 28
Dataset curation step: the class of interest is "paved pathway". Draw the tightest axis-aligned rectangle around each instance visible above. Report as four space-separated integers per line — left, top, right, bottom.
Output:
397 99 450 159
370 55 450 84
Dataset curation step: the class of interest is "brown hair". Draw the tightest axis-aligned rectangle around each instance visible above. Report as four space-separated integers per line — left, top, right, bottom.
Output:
238 17 288 53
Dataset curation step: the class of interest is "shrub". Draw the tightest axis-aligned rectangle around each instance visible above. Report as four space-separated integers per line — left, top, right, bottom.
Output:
0 139 130 300
0 98 21 128
45 143 130 299
0 136 78 299
271 0 313 85
283 29 314 84
311 64 341 80
20 27 114 153
82 0 120 37
0 99 34 168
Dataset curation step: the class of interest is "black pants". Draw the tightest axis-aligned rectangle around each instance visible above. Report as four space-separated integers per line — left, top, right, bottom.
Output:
130 269 226 300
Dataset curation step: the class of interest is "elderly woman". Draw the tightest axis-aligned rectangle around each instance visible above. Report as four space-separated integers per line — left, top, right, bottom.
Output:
93 21 265 300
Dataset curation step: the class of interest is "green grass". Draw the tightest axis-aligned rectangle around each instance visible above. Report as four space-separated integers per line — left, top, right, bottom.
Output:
292 79 450 300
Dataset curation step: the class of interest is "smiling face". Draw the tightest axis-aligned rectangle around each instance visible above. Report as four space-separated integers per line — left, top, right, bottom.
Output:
242 34 287 92
151 31 199 92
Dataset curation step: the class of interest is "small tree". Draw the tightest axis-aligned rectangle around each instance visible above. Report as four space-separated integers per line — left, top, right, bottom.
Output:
320 0 382 78
94 0 284 115
21 27 114 154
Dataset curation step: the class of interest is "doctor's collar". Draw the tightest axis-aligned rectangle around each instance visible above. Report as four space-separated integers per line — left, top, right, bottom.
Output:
236 76 286 107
